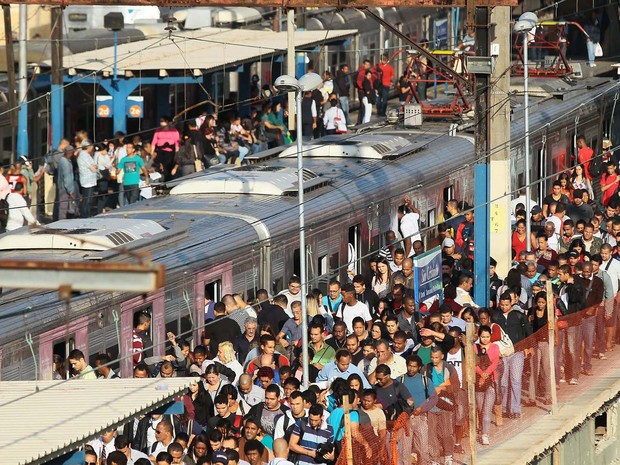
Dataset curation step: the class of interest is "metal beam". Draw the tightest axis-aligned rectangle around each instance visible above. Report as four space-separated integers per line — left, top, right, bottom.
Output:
0 0 517 6
0 260 165 294
363 8 471 89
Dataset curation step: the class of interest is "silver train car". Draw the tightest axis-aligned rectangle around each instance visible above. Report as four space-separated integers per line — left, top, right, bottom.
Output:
0 77 617 381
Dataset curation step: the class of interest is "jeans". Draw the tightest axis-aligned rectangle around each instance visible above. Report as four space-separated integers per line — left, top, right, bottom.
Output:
586 40 596 66
96 179 108 214
581 315 596 371
356 89 365 124
80 185 94 218
530 340 551 400
124 184 140 204
377 86 390 116
362 97 372 124
339 96 350 124
411 414 430 465
238 146 249 164
500 351 524 414
564 324 581 380
118 182 126 208
476 385 496 436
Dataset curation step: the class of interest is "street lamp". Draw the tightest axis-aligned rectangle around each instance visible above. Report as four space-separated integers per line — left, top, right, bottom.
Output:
514 12 538 251
273 72 322 389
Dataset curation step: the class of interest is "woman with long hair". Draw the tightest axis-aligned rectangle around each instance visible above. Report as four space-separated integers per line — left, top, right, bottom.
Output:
571 164 594 199
188 434 209 464
204 363 229 416
188 378 211 430
370 321 390 342
151 116 180 180
511 219 528 259
372 257 392 298
216 342 243 384
475 325 500 446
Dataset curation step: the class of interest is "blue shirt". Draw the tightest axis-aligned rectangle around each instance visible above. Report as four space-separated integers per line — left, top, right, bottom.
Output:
402 373 435 411
292 418 334 465
316 361 372 389
322 295 343 313
328 408 359 441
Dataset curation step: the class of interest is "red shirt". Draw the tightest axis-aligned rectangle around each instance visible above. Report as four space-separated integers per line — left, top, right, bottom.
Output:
578 146 594 179
379 62 394 87
5 174 26 193
600 172 618 206
356 66 367 90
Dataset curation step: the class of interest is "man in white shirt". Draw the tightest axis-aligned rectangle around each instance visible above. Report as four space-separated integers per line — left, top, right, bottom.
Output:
115 434 150 465
334 284 372 332
238 373 265 416
398 204 422 258
149 419 175 459
453 275 479 309
77 139 98 218
368 340 407 383
5 182 38 231
88 428 117 463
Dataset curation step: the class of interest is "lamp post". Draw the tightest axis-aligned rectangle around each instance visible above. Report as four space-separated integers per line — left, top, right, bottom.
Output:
104 12 124 86
273 72 322 389
514 12 538 251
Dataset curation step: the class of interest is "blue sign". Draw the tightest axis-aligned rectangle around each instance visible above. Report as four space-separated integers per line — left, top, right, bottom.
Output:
127 96 144 118
413 246 443 311
96 95 113 118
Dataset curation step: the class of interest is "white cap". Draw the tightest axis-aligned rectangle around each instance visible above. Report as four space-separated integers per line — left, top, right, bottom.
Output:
442 238 455 248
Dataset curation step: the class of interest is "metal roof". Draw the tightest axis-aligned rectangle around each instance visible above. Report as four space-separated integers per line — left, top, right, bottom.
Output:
0 378 195 465
50 27 357 73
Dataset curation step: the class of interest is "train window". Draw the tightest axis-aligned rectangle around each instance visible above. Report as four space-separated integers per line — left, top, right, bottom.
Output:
595 404 617 450
133 305 153 338
318 255 328 277
205 280 222 303
329 252 340 279
427 209 436 228
348 225 361 275
53 337 75 379
443 185 454 204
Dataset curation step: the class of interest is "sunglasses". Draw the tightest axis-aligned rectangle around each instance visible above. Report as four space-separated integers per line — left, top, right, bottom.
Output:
85 462 97 465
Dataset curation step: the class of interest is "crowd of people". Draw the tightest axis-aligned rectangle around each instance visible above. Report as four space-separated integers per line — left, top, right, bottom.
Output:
53 130 620 465
0 54 402 232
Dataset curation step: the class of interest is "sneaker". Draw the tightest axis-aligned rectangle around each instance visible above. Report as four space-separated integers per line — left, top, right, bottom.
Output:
598 353 607 360
482 434 490 445
444 456 453 465
569 378 578 385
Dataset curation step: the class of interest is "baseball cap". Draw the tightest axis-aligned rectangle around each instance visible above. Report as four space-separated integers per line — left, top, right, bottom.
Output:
531 205 542 214
213 452 229 465
442 238 455 248
568 250 579 258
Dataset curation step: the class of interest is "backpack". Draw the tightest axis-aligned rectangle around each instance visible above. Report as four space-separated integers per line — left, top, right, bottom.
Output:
424 363 456 411
0 193 9 233
589 156 603 178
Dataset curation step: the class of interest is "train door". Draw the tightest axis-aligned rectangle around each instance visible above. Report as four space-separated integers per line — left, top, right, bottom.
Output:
194 262 233 342
165 280 195 350
38 316 89 380
348 224 362 277
119 291 165 378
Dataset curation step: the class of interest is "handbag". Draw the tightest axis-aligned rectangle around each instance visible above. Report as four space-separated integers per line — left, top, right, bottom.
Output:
193 145 204 172
595 42 603 57
495 324 515 357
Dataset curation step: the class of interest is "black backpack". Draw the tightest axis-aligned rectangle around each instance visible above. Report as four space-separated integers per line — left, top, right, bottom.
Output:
588 156 603 178
0 193 9 233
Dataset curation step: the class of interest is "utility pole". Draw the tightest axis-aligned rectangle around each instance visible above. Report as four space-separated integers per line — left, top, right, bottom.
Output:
472 6 491 308
17 4 28 158
286 8 295 131
3 5 17 164
50 6 63 149
489 6 512 278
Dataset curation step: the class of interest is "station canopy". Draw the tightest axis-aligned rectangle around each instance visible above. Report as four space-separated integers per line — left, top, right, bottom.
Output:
0 378 195 465
46 27 357 74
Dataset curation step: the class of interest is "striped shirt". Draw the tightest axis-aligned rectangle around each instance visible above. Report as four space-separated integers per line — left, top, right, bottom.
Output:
291 418 334 465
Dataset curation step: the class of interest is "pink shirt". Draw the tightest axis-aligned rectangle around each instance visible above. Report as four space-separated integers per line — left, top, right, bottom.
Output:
152 128 180 152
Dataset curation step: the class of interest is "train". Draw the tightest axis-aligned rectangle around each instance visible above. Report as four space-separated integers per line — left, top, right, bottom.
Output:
0 76 617 382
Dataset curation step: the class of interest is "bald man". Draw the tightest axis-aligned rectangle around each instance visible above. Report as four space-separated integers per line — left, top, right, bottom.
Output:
238 373 265 416
268 439 294 465
391 257 414 290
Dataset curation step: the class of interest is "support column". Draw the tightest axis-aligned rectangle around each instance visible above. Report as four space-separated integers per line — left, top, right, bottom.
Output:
286 8 296 131
3 5 17 163
489 6 512 278
473 7 491 308
17 4 28 158
51 6 64 149
99 79 140 135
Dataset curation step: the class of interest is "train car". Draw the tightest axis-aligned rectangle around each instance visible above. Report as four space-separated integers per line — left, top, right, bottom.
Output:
0 77 617 382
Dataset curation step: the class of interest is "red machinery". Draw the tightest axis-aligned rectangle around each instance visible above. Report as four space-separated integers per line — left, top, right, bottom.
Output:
511 21 589 78
400 49 473 119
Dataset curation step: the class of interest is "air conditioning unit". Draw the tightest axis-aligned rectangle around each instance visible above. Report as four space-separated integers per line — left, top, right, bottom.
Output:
404 104 422 127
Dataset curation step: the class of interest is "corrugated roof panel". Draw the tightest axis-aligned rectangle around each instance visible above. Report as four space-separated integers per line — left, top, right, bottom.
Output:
0 378 195 465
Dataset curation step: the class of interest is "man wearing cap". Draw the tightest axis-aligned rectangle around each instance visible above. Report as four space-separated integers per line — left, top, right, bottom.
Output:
213 450 230 465
530 205 546 235
567 189 594 225
442 238 462 262
57 144 76 220
77 139 98 218
334 283 372 332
